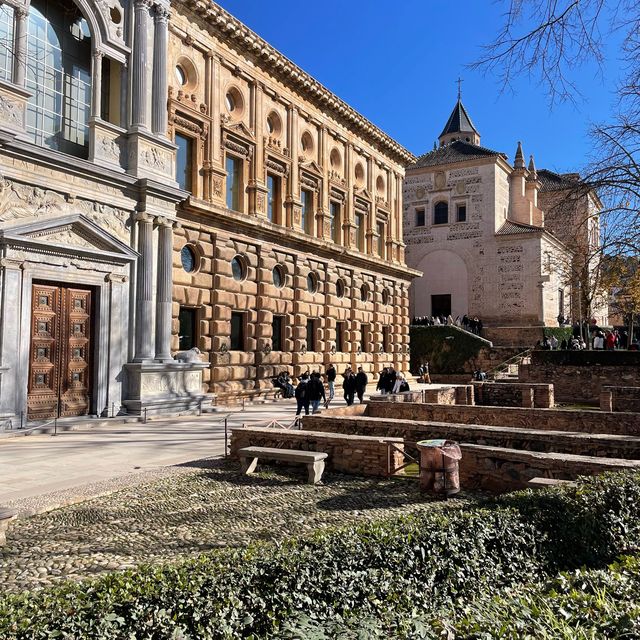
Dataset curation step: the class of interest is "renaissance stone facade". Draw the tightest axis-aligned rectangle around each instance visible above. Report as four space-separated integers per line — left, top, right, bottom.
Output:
167 2 416 398
0 0 416 418
404 99 605 345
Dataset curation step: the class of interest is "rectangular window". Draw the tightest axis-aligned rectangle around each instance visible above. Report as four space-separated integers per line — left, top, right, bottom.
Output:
416 208 426 226
456 204 467 222
0 5 14 83
306 318 316 352
301 189 314 234
355 213 365 251
230 311 245 351
336 321 345 352
226 155 242 211
377 222 385 259
175 134 193 192
434 202 449 225
178 307 198 350
267 174 280 223
382 326 391 353
361 323 371 353
273 315 284 352
330 202 341 244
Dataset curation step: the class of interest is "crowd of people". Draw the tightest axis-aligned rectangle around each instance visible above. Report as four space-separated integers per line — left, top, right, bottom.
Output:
272 364 412 416
538 325 638 351
412 314 484 335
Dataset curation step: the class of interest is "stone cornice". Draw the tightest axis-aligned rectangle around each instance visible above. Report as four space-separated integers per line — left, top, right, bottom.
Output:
181 1 416 167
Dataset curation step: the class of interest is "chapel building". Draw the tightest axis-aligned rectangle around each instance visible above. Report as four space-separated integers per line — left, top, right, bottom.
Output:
404 98 606 345
0 0 416 423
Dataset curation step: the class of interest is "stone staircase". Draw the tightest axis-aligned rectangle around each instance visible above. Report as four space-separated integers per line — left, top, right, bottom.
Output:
489 349 531 381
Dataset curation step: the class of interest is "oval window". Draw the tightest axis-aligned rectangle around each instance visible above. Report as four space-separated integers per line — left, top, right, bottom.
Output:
382 289 390 305
225 92 235 112
360 284 369 302
307 272 318 294
231 256 246 281
336 279 346 299
181 245 197 273
175 65 187 86
272 264 285 289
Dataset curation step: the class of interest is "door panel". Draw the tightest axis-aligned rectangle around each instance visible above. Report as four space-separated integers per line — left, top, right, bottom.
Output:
27 283 93 419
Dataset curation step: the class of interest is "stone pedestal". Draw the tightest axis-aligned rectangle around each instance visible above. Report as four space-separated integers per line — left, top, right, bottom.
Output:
124 361 208 416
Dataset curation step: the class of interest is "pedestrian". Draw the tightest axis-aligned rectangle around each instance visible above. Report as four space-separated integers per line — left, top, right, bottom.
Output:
549 335 558 350
294 373 310 416
377 367 389 395
393 373 410 394
307 372 326 414
385 367 397 394
343 370 356 406
355 366 368 403
325 363 336 408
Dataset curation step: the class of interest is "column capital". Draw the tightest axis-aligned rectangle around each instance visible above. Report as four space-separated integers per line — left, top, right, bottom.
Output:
15 7 28 19
134 0 154 9
154 215 174 228
135 212 154 224
154 4 170 22
92 50 104 62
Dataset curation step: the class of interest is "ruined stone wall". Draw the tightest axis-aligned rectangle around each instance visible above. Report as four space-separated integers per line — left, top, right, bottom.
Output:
600 386 640 413
471 381 554 408
230 426 404 477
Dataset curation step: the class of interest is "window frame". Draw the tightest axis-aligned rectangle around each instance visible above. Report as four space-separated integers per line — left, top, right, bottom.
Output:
306 318 317 352
267 172 282 224
230 311 246 351
434 201 449 225
225 153 243 212
175 132 195 193
415 208 426 227
329 201 341 244
272 315 285 352
456 203 467 222
335 321 346 352
301 188 315 234
178 306 199 351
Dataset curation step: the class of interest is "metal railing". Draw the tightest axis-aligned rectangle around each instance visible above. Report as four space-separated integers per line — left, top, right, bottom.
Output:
386 440 420 477
486 348 532 380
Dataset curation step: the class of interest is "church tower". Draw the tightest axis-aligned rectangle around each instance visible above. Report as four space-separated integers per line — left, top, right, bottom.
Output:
438 99 481 147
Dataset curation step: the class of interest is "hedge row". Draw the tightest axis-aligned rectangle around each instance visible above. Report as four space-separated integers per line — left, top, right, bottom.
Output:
1 471 640 639
409 325 486 373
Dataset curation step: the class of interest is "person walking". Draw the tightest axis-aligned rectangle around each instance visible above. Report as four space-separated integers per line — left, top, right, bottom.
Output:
343 370 357 406
377 367 389 395
307 371 326 414
294 373 310 416
355 366 368 403
385 367 397 394
325 363 336 408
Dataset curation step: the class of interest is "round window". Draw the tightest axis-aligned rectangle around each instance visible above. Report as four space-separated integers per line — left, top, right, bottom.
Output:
225 92 235 112
336 279 346 299
382 289 390 305
231 256 246 282
360 284 369 302
175 65 187 86
272 264 285 289
266 115 275 134
181 245 197 273
307 272 318 294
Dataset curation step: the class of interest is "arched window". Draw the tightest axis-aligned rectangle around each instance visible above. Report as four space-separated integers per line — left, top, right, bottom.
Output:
434 201 449 225
26 0 92 157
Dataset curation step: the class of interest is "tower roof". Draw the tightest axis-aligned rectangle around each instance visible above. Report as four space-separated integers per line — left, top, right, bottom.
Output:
439 99 480 138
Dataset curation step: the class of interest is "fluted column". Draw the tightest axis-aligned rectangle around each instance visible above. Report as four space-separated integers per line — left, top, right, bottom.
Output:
131 0 151 129
13 8 28 86
151 4 169 135
91 51 103 119
134 213 154 361
155 218 173 361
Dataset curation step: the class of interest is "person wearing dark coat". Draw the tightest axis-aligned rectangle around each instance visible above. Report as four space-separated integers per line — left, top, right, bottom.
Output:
307 372 326 414
355 367 368 403
385 367 397 394
295 373 310 416
343 370 357 406
325 363 337 408
376 367 389 395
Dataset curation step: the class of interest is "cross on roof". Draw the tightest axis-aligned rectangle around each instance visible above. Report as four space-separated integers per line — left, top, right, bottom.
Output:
456 77 463 100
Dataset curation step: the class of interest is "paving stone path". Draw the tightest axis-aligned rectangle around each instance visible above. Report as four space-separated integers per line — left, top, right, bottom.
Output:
1 459 479 593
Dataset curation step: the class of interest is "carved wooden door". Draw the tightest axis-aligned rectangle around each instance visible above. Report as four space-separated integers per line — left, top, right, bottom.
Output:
28 284 92 419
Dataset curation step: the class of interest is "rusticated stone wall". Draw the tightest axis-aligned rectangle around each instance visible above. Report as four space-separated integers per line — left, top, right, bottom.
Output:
472 382 554 408
230 426 404 477
600 386 640 413
363 402 640 436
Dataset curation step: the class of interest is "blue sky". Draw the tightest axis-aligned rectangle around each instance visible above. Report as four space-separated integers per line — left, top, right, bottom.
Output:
219 0 624 173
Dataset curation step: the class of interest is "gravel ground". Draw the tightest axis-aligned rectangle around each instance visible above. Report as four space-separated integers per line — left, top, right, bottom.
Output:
1 459 479 593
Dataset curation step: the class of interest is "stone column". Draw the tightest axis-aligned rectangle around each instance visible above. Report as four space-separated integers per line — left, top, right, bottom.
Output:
151 4 169 136
131 0 151 129
13 8 28 86
134 213 154 361
155 217 173 361
91 51 103 119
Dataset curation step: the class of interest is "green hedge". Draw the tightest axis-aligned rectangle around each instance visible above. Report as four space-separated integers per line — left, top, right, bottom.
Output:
410 325 487 373
1 471 640 639
542 326 574 343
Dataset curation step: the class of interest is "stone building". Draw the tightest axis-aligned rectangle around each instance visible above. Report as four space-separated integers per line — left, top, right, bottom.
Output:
0 0 416 421
404 98 604 345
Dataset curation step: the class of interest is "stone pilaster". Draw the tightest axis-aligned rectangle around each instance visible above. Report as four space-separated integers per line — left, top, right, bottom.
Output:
155 217 173 361
131 0 151 129
91 51 102 119
152 4 169 136
13 8 28 86
134 213 154 362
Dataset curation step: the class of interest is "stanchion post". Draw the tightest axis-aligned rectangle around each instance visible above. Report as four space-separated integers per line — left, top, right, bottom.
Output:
19 411 23 430
143 408 147 424
242 397 246 411
53 399 59 436
224 417 228 458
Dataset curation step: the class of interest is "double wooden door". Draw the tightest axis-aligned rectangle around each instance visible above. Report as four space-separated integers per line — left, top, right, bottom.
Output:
27 283 93 419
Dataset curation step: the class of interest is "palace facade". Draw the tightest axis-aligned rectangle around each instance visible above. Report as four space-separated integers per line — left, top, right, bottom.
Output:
0 0 416 421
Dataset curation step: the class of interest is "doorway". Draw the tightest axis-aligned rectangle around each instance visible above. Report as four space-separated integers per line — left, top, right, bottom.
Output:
431 294 452 318
27 283 94 419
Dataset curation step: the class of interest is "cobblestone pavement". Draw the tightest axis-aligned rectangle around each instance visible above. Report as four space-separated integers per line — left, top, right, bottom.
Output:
0 458 479 593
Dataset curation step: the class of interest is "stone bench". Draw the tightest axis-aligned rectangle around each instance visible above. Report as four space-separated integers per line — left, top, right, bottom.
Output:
238 446 328 484
0 507 17 546
527 477 576 489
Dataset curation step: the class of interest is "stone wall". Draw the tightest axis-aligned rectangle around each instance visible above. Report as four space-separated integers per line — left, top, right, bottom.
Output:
482 325 545 348
230 426 404 477
472 381 554 408
302 415 640 459
363 402 640 436
600 386 640 413
519 362 640 404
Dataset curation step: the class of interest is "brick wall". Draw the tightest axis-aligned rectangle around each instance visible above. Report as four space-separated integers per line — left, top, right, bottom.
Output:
363 402 640 436
472 382 554 408
519 363 640 403
230 426 404 477
600 386 640 413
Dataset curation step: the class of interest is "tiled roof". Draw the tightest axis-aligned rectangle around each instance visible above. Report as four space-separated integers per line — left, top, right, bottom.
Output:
538 169 581 192
409 140 506 169
439 100 479 137
496 220 544 235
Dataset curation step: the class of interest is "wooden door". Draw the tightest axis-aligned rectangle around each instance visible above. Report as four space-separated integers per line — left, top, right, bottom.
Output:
28 284 93 419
